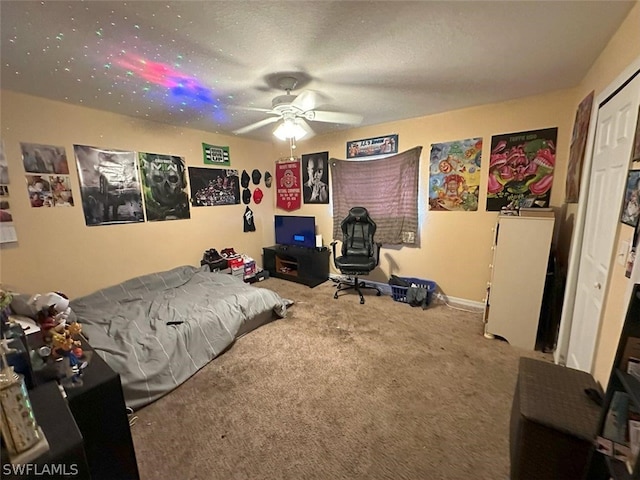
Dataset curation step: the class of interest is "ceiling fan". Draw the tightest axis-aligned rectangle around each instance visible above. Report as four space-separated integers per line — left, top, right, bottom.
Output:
232 75 363 140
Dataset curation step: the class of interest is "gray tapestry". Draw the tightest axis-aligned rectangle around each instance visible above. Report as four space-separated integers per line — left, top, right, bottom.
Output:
330 146 422 245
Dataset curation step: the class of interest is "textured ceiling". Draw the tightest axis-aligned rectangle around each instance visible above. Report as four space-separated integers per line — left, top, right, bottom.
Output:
0 1 635 142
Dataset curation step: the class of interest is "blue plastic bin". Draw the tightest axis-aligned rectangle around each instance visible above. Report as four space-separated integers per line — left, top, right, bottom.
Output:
390 277 436 305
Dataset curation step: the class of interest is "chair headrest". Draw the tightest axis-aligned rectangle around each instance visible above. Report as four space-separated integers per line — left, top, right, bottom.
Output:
348 206 369 221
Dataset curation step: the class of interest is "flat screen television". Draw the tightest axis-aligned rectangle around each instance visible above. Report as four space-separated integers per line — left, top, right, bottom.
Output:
275 215 316 249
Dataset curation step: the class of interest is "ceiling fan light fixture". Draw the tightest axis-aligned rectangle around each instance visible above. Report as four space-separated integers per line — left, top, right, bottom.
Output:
273 118 308 141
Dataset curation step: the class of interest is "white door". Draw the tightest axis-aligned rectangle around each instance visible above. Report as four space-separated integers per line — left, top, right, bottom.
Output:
566 73 640 371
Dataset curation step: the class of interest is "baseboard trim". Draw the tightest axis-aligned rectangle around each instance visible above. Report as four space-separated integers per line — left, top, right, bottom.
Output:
328 274 484 311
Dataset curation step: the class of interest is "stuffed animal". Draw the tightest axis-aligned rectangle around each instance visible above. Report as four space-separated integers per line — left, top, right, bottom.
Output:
29 292 72 325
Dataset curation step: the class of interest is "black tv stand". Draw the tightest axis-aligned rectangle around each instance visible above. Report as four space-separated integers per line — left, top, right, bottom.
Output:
263 245 329 288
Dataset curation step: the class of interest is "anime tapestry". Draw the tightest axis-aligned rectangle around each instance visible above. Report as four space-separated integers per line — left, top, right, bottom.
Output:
486 127 557 211
188 167 240 206
428 138 482 211
73 145 144 225
139 152 190 221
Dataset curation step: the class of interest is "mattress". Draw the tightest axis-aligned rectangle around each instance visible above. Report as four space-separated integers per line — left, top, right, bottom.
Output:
70 265 289 409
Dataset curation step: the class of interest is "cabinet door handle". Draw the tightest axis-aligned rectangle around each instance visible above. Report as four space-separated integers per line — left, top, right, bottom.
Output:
594 282 602 290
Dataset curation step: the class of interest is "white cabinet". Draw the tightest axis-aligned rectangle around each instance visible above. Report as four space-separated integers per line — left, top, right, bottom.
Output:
483 211 555 350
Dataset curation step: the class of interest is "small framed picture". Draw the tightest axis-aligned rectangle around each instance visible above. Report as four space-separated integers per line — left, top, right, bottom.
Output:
621 170 640 227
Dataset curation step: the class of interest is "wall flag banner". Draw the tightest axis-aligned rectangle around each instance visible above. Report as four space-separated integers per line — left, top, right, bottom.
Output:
202 143 230 166
275 159 301 211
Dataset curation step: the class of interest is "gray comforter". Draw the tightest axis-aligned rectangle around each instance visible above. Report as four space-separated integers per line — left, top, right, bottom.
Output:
70 265 289 409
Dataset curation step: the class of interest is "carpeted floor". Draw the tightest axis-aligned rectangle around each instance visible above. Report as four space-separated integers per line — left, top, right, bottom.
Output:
130 277 550 480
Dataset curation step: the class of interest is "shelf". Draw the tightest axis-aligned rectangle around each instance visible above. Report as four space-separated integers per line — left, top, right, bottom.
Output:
263 245 329 288
616 369 640 410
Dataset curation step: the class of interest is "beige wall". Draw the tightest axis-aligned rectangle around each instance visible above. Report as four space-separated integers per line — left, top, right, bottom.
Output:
0 91 277 297
275 88 577 302
1 2 638 352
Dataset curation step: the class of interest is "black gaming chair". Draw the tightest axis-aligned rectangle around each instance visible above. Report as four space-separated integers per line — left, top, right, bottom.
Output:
331 206 382 304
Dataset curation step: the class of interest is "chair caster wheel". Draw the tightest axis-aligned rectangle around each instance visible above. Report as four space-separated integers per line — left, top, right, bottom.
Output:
376 291 381 296
360 298 365 304
334 292 339 299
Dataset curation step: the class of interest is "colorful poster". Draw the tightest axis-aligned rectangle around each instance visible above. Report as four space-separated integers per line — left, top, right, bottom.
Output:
621 170 640 227
428 138 482 211
346 134 398 159
188 167 239 206
73 145 144 225
566 91 594 203
275 159 301 211
486 127 557 211
26 173 74 208
139 152 190 220
202 143 230 166
302 151 329 204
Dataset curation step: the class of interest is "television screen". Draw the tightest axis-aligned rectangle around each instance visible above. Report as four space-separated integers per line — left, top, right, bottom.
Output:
275 215 316 249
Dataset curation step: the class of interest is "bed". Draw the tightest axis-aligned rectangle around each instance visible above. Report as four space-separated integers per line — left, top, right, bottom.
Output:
69 265 290 410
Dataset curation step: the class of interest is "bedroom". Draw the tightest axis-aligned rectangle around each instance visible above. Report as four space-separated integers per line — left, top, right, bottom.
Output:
0 1 640 479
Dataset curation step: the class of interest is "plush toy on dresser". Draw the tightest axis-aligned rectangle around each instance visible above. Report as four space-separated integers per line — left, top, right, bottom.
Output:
29 292 87 386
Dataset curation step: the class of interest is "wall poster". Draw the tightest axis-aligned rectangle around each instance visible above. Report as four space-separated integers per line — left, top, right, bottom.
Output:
302 151 329 204
632 106 640 162
22 142 74 208
621 169 640 228
0 140 9 184
428 138 482 211
486 127 557 211
346 134 398 159
188 167 239 206
139 152 190 220
275 159 301 211
565 91 594 203
73 145 144 225
0 185 17 243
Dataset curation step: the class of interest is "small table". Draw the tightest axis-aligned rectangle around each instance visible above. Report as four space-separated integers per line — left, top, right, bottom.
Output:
510 357 601 479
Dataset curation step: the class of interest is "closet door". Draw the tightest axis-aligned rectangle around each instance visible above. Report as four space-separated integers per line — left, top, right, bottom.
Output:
566 73 640 372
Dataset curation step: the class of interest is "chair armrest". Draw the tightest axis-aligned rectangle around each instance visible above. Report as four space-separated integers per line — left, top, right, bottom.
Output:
330 241 339 266
373 242 382 267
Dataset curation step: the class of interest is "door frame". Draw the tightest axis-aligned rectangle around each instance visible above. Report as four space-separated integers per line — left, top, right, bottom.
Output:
555 54 640 367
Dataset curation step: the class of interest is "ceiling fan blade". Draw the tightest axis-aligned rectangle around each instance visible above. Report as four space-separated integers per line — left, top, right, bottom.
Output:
232 116 280 135
229 105 275 114
307 110 363 125
291 90 320 112
297 119 316 139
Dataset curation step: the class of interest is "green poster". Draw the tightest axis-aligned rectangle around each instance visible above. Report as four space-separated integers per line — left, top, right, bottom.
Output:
202 143 230 166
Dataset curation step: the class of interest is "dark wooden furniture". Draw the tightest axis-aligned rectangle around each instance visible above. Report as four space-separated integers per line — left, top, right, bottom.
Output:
27 334 139 480
263 245 329 288
66 340 139 480
1 381 91 480
587 283 640 479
